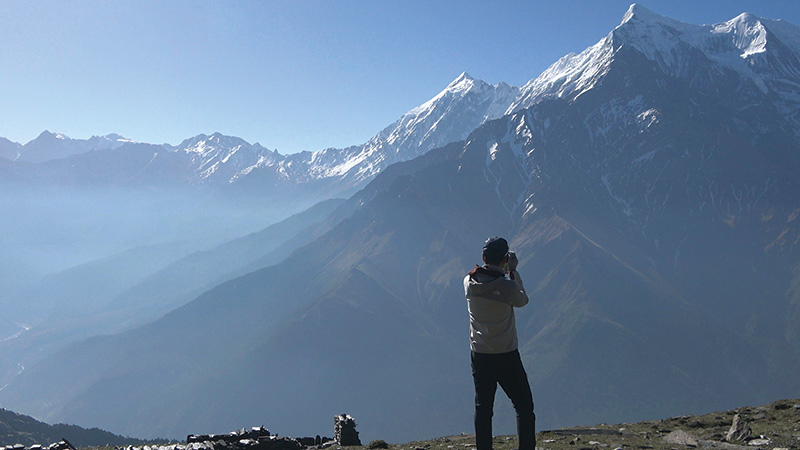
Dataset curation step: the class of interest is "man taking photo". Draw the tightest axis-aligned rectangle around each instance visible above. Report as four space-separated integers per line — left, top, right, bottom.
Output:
464 236 535 450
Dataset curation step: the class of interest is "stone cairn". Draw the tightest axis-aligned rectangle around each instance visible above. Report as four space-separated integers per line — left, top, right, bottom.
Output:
333 414 361 447
184 427 307 450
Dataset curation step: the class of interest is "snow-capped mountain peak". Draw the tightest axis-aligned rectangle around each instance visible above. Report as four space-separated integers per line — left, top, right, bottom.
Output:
445 71 476 91
509 4 800 130
409 72 494 116
87 133 136 148
178 133 249 156
620 3 677 27
13 131 134 163
171 132 280 182
36 130 68 141
218 71 527 194
508 4 685 110
612 4 800 137
613 4 800 78
614 4 709 71
352 73 521 176
716 13 768 57
6 5 799 196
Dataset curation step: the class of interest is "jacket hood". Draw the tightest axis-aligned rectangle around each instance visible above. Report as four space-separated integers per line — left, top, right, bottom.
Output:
466 265 508 300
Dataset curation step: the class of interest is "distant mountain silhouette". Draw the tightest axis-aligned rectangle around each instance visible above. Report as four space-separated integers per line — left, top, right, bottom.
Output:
0 408 163 447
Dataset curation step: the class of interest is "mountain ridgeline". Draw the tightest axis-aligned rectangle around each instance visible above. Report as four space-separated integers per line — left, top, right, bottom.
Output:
0 4 799 445
0 408 163 448
0 74 520 202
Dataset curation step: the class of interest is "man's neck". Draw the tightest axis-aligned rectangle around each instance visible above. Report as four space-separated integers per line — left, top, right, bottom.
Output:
483 264 506 274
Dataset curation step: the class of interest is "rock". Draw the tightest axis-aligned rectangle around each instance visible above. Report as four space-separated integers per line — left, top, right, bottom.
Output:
751 413 767 421
726 414 752 443
188 427 271 445
663 430 699 447
334 414 361 446
746 439 770 446
264 437 304 450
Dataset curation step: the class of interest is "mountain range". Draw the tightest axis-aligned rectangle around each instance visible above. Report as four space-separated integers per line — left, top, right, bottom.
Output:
0 72 522 201
0 3 798 446
0 408 162 448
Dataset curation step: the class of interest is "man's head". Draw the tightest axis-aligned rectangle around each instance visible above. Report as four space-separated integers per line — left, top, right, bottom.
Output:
482 236 509 266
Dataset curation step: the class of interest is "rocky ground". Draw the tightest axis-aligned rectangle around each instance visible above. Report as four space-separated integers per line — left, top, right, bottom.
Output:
388 399 800 450
8 398 799 450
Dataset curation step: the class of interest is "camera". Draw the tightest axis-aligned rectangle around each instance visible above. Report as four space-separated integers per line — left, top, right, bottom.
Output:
505 251 518 273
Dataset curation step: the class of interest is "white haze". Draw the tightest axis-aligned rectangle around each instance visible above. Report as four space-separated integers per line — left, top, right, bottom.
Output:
0 185 294 333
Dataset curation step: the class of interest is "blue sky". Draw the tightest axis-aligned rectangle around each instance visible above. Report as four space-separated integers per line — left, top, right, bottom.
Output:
1 1 799 154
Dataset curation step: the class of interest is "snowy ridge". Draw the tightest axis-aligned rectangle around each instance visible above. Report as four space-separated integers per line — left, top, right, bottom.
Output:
617 4 800 66
510 36 614 111
160 71 525 190
613 4 800 135
315 71 522 184
614 5 768 86
13 132 136 163
8 82 526 187
454 5 800 253
172 133 280 182
222 71 525 192
508 4 800 121
4 5 799 194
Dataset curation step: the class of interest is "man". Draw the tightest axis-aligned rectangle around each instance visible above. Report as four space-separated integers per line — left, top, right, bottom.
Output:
464 236 535 450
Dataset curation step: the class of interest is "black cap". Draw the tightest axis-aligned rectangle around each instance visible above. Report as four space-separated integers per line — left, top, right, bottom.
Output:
482 236 509 262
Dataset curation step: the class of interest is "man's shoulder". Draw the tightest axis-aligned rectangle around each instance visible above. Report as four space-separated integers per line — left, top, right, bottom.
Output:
467 265 506 281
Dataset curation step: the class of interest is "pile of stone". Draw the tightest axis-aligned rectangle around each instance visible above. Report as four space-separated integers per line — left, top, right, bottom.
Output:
294 437 332 447
0 440 76 450
3 415 357 450
333 415 361 447
187 427 275 445
187 427 333 450
115 428 303 450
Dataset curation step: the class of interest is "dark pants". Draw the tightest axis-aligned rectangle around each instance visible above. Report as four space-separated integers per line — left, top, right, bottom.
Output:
471 349 536 450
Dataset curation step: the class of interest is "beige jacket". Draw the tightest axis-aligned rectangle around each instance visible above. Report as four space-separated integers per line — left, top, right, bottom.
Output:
464 264 528 354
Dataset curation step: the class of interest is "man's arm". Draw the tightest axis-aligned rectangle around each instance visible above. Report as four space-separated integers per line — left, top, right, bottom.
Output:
506 253 528 307
508 270 529 307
